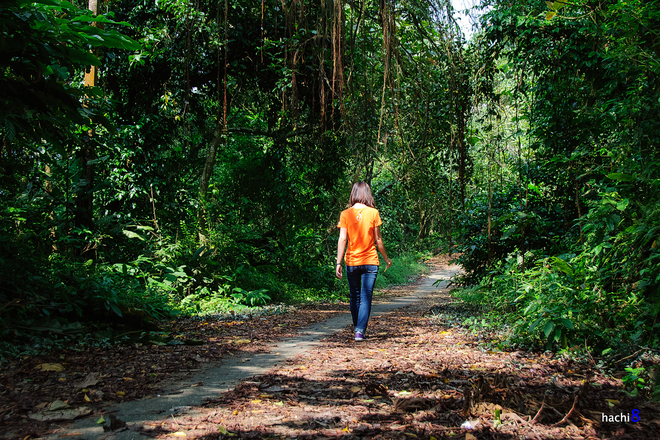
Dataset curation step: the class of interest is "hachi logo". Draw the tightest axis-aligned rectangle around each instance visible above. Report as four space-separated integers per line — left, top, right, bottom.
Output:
356 213 362 222
601 409 640 423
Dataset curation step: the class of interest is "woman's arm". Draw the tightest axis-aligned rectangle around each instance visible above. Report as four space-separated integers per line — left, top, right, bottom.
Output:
336 227 348 279
374 226 392 270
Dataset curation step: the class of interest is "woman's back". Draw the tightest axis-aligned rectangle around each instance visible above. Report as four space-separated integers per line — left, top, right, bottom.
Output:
338 205 382 266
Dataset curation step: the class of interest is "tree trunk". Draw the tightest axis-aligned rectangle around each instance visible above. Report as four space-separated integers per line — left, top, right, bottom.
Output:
198 0 228 243
74 0 100 257
197 124 223 241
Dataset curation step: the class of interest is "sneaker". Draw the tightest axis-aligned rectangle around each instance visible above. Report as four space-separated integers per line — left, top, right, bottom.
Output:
355 332 365 341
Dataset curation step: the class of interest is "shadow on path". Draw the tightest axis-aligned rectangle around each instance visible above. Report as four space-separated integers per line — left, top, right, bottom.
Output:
45 265 462 439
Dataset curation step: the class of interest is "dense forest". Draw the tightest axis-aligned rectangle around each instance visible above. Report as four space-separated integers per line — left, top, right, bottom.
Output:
1 0 658 360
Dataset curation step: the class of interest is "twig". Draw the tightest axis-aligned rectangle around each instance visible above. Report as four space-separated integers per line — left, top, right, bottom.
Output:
614 348 646 364
114 330 145 339
531 400 545 424
150 185 159 231
551 395 579 427
585 337 595 366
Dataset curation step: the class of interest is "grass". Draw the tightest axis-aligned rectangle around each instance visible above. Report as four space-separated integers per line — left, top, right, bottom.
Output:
374 252 430 289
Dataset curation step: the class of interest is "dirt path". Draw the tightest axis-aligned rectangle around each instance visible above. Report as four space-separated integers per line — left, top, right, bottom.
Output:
5 257 659 439
36 263 459 440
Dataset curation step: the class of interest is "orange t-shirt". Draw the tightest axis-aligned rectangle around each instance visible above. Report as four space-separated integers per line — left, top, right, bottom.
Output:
338 206 383 266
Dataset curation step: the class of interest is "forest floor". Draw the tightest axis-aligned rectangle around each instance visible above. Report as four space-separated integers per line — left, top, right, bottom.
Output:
1 255 659 439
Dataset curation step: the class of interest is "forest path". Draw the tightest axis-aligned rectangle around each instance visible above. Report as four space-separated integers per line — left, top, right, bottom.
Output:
44 264 462 439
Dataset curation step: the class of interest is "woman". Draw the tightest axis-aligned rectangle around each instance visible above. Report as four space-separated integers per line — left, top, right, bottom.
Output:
336 182 392 341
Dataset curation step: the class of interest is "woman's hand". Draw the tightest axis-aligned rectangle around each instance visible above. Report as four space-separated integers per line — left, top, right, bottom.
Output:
336 263 343 279
374 227 392 271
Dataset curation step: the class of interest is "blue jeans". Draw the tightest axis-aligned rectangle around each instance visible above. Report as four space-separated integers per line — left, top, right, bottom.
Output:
346 265 379 334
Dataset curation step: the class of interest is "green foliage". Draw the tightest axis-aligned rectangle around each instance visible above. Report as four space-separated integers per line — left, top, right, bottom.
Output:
622 367 646 392
374 253 431 290
452 0 660 352
7 0 658 369
1 0 139 146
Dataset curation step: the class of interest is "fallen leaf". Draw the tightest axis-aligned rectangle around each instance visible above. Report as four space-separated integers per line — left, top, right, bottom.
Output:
218 426 229 435
50 400 69 411
103 414 128 431
36 363 65 372
263 385 284 392
251 399 262 404
394 397 434 412
169 432 186 437
84 394 90 402
78 372 100 389
97 415 105 424
184 338 204 346
29 406 92 422
350 386 361 393
233 339 251 344
116 391 125 397
466 434 477 440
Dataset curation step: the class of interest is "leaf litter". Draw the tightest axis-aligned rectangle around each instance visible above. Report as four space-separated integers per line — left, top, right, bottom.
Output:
1 255 659 439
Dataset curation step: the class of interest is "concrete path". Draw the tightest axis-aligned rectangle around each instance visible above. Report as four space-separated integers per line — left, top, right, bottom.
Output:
45 265 461 439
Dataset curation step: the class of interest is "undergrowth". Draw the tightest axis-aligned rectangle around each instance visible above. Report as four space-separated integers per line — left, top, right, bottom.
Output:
0 245 432 362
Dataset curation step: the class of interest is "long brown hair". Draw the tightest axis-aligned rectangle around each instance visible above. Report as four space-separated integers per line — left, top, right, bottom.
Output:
349 182 375 208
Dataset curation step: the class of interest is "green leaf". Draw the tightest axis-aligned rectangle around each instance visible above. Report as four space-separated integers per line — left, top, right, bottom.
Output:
192 246 207 261
551 256 573 275
545 11 556 20
552 1 565 10
607 173 634 182
110 303 123 317
122 230 145 240
529 317 543 333
554 327 562 342
543 321 555 338
63 47 101 65
502 225 517 239
559 318 574 329
69 14 134 27
4 119 16 141
32 0 68 6
616 198 629 211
